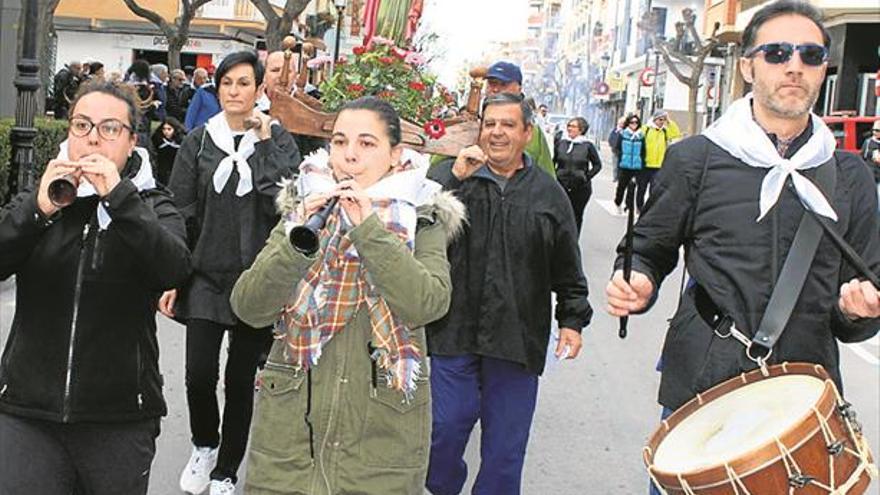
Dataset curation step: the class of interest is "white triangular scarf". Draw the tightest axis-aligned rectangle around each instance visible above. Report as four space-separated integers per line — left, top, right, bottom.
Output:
703 93 838 222
561 134 590 154
205 112 257 196
158 138 180 150
287 148 441 237
56 140 157 230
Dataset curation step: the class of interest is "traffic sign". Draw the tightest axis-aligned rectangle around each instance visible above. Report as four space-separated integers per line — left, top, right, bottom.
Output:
595 82 610 96
639 68 656 87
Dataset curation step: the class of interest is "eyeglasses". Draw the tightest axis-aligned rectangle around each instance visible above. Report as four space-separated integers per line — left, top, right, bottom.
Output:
745 42 828 67
69 116 132 141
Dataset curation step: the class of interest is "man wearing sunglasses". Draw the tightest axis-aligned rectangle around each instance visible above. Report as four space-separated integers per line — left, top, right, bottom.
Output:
607 3 879 492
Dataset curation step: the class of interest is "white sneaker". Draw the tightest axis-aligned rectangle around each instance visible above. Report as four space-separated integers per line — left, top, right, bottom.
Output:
210 478 236 495
179 446 218 494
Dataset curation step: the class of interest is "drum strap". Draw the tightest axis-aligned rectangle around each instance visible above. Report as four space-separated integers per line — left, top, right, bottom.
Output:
750 160 837 357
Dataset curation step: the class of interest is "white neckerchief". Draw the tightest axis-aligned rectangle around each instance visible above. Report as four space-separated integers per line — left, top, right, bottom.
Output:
289 148 441 237
56 141 157 230
158 138 180 150
703 93 838 222
205 112 258 196
561 134 590 154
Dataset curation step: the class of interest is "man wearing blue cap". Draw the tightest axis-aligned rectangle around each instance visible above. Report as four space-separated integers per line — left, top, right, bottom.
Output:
484 61 556 178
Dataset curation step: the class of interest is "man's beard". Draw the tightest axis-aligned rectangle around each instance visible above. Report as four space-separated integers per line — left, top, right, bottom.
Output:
752 73 821 119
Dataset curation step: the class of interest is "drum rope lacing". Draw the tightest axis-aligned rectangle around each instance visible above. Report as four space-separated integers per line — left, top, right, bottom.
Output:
647 373 877 494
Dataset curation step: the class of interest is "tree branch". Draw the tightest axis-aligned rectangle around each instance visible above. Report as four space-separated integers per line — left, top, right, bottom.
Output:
251 0 279 22
121 0 173 38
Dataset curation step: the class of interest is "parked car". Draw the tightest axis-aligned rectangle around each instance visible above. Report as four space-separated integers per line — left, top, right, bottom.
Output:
822 114 878 153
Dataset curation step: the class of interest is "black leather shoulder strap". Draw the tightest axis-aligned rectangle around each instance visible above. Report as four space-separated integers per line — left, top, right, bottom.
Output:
751 159 837 352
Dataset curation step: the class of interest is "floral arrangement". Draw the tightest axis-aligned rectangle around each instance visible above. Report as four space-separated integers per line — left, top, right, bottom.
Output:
318 37 452 136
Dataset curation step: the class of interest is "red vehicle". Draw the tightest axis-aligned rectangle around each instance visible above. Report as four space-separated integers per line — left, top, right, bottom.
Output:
821 115 878 154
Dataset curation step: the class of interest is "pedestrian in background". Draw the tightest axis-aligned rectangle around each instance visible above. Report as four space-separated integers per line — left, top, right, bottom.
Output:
52 60 83 119
150 116 186 185
484 61 556 178
125 59 166 146
642 109 681 193
554 116 602 233
158 50 301 495
426 93 592 495
184 73 221 131
614 114 648 215
166 69 192 122
608 116 626 182
0 80 191 495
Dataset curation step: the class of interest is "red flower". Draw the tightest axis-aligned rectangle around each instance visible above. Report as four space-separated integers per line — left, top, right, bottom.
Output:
423 119 446 140
378 56 395 65
377 90 396 99
336 57 347 65
347 83 365 93
352 46 367 56
391 47 408 59
408 81 426 92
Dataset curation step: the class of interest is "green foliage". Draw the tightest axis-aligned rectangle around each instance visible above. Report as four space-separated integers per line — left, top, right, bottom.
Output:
0 118 69 203
319 40 448 125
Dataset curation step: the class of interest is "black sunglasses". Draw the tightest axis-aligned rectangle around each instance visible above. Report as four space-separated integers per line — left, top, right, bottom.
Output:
745 42 828 67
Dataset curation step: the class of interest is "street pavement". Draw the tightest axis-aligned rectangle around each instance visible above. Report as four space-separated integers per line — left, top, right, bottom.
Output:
0 145 878 494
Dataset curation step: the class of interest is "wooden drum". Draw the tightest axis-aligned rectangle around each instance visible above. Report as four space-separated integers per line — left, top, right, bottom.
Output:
644 363 877 494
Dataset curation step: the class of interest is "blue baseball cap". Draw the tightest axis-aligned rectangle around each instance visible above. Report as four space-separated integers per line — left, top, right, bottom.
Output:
487 61 522 85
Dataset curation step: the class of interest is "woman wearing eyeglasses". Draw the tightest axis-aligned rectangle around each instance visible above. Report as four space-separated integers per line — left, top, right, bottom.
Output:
0 81 192 494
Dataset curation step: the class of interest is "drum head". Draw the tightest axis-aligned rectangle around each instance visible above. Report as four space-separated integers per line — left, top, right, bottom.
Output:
653 374 825 473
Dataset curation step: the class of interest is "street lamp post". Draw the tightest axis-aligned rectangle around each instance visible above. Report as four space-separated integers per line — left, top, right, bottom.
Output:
331 0 347 76
10 0 41 195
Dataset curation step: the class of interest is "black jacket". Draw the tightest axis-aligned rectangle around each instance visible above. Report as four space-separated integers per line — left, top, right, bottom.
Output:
168 122 301 326
426 155 592 374
615 135 880 410
553 139 602 191
0 156 192 423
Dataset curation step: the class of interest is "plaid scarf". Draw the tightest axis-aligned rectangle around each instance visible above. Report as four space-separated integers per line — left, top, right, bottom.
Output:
277 150 439 396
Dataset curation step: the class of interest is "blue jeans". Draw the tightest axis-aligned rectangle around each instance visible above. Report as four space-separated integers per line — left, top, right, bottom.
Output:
426 354 539 495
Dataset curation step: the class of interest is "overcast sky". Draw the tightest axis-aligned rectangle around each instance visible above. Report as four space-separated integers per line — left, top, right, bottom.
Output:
419 0 529 86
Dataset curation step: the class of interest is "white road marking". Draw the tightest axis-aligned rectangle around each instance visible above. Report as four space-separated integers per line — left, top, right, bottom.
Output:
845 342 880 366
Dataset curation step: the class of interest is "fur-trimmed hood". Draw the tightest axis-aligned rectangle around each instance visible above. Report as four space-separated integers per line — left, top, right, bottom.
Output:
275 177 466 244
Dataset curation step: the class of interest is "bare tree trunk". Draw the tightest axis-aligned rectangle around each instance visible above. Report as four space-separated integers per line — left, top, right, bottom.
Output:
122 0 212 72
251 0 311 52
688 80 699 135
167 43 182 72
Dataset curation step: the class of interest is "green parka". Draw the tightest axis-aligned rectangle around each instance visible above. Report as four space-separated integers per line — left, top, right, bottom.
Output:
230 187 465 495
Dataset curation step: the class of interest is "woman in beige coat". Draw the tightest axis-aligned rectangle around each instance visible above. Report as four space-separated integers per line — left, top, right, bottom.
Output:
230 96 464 495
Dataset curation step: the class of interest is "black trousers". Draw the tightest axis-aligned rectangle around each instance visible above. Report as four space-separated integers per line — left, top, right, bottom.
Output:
185 318 274 483
0 412 159 495
614 169 650 213
563 183 592 234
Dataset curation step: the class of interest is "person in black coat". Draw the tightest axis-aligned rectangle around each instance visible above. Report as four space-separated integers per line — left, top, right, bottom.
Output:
157 50 301 495
607 0 879 420
426 93 592 495
553 117 602 233
0 81 191 494
150 116 186 185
